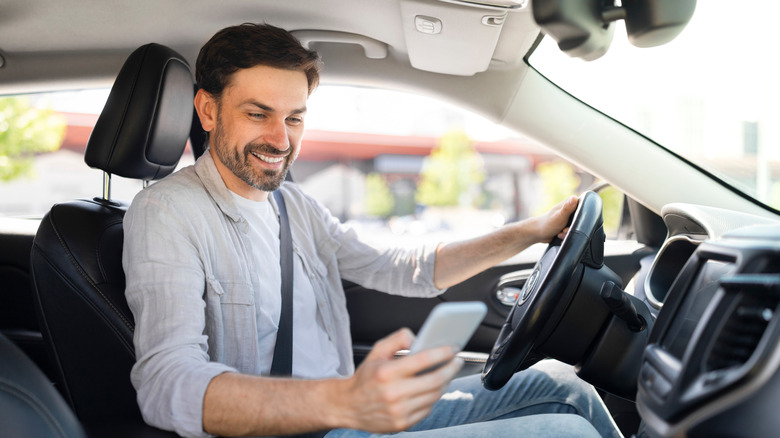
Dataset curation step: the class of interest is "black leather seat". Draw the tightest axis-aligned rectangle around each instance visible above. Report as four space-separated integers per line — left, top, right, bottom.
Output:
29 43 193 437
0 331 86 438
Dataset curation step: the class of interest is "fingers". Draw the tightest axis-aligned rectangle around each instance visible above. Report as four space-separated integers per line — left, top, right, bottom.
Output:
398 345 459 376
557 195 579 238
389 359 463 422
346 338 463 433
370 356 463 432
366 329 460 377
363 328 459 381
536 195 579 243
560 194 578 216
365 328 415 362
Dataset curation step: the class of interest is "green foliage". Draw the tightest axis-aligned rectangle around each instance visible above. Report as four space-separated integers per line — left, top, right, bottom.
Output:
0 96 66 182
415 130 485 207
364 173 395 218
532 160 580 216
597 184 623 238
534 161 625 237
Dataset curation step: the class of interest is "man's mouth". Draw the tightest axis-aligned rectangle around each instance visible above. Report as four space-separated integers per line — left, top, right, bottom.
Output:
250 151 285 164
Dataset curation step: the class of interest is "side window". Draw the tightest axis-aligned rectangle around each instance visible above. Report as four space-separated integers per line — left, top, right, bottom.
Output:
588 181 630 240
298 86 633 249
0 90 194 218
0 85 632 247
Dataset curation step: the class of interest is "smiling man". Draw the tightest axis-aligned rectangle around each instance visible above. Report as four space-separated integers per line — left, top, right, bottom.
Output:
200 65 307 198
123 23 620 438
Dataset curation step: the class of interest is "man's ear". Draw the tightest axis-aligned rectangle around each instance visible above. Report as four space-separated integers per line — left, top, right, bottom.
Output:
194 89 217 132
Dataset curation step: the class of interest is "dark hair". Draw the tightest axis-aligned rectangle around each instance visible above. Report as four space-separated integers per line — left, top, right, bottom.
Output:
196 23 321 97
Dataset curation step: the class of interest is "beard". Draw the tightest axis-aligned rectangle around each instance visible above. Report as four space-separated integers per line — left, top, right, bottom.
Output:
210 117 292 192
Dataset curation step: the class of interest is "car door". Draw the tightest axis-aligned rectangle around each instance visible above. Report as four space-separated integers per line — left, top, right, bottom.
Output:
343 194 661 366
296 85 664 365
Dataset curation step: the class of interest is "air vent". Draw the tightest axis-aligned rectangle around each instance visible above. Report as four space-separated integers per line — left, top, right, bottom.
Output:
706 294 776 371
706 274 780 372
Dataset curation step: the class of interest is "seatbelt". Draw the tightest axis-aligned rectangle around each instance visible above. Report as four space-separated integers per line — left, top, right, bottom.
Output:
270 190 293 376
269 191 330 438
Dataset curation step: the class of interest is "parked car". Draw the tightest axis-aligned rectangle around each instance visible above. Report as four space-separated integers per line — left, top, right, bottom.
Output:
1 0 778 437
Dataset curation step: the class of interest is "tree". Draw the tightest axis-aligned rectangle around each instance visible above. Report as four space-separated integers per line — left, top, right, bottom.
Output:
415 130 485 207
532 160 580 216
0 96 66 182
364 173 395 218
597 184 623 238
534 161 625 238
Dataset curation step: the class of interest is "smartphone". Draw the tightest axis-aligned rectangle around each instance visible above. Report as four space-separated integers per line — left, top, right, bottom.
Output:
409 301 488 354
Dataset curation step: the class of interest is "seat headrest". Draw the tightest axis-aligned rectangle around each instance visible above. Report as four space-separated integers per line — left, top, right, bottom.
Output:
85 43 193 181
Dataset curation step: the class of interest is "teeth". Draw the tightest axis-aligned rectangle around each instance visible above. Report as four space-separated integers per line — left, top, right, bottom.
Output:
251 152 284 164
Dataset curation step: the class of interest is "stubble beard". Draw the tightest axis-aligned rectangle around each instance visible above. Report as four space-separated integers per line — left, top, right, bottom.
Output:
211 116 291 192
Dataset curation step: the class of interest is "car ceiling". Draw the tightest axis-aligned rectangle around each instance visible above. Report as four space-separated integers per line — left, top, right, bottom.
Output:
4 0 778 221
0 0 540 113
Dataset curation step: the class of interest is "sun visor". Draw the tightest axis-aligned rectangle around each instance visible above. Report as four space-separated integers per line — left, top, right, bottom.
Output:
400 0 520 76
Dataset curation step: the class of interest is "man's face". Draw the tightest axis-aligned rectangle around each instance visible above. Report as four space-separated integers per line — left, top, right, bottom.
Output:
202 65 309 200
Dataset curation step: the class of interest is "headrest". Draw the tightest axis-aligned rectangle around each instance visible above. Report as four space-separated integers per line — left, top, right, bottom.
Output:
85 43 193 180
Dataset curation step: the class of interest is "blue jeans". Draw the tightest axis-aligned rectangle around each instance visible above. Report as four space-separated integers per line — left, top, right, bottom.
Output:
326 360 622 438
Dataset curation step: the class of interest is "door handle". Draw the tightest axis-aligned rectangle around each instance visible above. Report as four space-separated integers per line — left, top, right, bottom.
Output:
495 269 533 306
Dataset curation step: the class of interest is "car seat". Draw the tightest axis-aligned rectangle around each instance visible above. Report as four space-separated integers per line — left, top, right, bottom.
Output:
29 43 192 436
0 331 86 438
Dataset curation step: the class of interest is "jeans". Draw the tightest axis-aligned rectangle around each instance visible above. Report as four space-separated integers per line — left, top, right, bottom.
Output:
326 360 622 438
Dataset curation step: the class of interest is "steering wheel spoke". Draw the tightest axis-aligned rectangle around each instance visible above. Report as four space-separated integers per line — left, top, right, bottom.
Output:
482 191 604 391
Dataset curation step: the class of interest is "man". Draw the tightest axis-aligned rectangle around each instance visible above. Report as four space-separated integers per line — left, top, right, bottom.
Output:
124 23 621 438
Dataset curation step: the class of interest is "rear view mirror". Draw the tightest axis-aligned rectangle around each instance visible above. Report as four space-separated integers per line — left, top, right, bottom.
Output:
532 0 616 61
533 0 697 60
620 0 697 48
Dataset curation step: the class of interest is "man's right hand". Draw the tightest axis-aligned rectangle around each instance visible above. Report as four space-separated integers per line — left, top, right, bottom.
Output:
202 328 462 436
334 328 464 433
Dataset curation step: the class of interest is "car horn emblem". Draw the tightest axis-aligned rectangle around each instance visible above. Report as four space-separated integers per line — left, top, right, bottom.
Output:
518 267 540 305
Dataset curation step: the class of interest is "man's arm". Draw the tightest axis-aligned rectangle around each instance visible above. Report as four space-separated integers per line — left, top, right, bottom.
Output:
202 329 463 436
433 195 578 290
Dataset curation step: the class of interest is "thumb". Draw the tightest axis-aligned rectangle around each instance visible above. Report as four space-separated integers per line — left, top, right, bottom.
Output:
365 328 414 362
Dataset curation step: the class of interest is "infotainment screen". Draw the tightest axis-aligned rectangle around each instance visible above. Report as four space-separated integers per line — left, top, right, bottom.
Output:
661 259 736 360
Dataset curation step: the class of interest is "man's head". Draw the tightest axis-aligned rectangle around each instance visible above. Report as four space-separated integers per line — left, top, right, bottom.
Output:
196 23 321 98
194 23 321 200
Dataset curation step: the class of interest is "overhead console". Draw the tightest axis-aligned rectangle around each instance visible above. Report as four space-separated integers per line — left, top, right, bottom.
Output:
637 224 780 437
400 0 528 75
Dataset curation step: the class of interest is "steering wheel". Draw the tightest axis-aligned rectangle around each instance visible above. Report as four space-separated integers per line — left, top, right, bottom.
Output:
482 191 604 391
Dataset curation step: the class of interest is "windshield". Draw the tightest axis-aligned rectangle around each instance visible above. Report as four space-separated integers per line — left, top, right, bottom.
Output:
529 0 780 212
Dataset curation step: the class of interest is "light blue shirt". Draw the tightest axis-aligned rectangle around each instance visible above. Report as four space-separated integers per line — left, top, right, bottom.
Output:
123 151 443 437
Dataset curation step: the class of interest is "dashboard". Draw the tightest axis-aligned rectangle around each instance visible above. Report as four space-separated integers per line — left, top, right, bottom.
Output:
635 203 780 437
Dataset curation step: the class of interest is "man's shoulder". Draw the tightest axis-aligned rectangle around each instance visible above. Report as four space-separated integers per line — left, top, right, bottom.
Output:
128 165 211 214
140 165 202 198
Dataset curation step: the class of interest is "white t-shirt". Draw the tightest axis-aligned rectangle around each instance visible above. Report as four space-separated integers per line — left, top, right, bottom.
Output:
230 192 341 379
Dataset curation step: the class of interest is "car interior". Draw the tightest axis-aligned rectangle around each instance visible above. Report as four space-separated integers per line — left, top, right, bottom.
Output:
1 0 779 437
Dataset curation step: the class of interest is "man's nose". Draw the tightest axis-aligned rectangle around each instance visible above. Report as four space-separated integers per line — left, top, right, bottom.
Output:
265 118 290 152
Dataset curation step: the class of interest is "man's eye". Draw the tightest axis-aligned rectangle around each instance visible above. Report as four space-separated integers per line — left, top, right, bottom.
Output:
249 113 266 119
287 117 303 125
